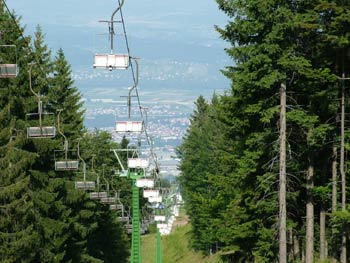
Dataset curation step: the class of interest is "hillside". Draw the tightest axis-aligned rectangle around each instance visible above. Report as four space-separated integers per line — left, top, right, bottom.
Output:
141 214 223 263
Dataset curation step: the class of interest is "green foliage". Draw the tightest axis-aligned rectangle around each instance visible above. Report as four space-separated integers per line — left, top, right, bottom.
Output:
178 0 350 261
0 6 129 263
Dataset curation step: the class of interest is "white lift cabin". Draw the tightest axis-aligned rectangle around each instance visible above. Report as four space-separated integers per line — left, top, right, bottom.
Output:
136 178 154 188
93 54 129 70
148 196 163 203
143 189 160 198
157 223 168 229
0 45 19 78
92 0 129 71
154 215 166 222
115 120 143 133
128 158 149 169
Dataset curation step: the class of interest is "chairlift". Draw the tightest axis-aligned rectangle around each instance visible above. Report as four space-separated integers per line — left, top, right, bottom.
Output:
111 147 138 176
100 197 116 204
118 204 130 222
54 110 79 171
26 63 56 139
93 0 129 70
93 54 129 70
143 189 159 198
115 58 144 134
148 196 162 203
125 223 133 234
75 139 96 190
128 158 149 169
115 120 143 133
90 191 108 200
112 191 125 210
89 162 108 199
136 178 154 188
157 223 167 229
154 215 166 222
96 168 117 204
124 223 133 230
0 45 19 78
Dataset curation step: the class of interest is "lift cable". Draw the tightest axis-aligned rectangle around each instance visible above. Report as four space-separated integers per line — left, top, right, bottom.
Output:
117 0 160 175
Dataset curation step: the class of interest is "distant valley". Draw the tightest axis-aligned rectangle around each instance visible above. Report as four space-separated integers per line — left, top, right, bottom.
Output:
8 0 232 175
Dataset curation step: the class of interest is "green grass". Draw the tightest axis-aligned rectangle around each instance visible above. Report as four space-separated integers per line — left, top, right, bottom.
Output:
141 221 223 263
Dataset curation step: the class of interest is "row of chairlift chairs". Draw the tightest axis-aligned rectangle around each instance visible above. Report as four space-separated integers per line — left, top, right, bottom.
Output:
1 48 179 235
0 44 152 233
73 153 167 235
0 2 179 235
0 47 78 169
90 1 183 235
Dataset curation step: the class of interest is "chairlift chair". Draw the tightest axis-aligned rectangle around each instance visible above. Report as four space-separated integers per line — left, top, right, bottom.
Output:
115 120 143 133
125 223 133 234
89 164 109 199
0 45 19 78
93 54 129 70
75 140 96 190
26 64 56 138
97 175 117 205
143 189 159 198
55 155 79 171
93 0 129 71
124 223 133 230
136 178 154 188
110 203 124 210
90 191 108 200
100 197 116 204
26 114 56 138
154 215 166 222
128 158 149 169
54 140 79 171
113 191 125 210
157 223 167 229
54 110 79 171
148 196 162 203
115 58 143 133
118 205 130 222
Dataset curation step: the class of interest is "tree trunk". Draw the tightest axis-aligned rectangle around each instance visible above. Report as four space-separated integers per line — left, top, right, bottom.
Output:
305 157 314 263
332 144 338 213
293 233 300 262
320 209 326 260
331 144 338 263
340 74 346 263
320 162 327 261
279 81 287 263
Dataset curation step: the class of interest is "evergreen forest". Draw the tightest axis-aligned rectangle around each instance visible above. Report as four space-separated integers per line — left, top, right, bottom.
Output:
178 0 350 263
0 4 131 262
2 0 350 263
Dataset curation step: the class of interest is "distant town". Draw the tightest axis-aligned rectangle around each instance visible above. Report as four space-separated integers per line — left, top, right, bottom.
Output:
71 56 228 180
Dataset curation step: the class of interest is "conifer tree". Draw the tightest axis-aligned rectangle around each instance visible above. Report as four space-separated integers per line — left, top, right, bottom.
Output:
0 7 42 262
178 1 342 262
